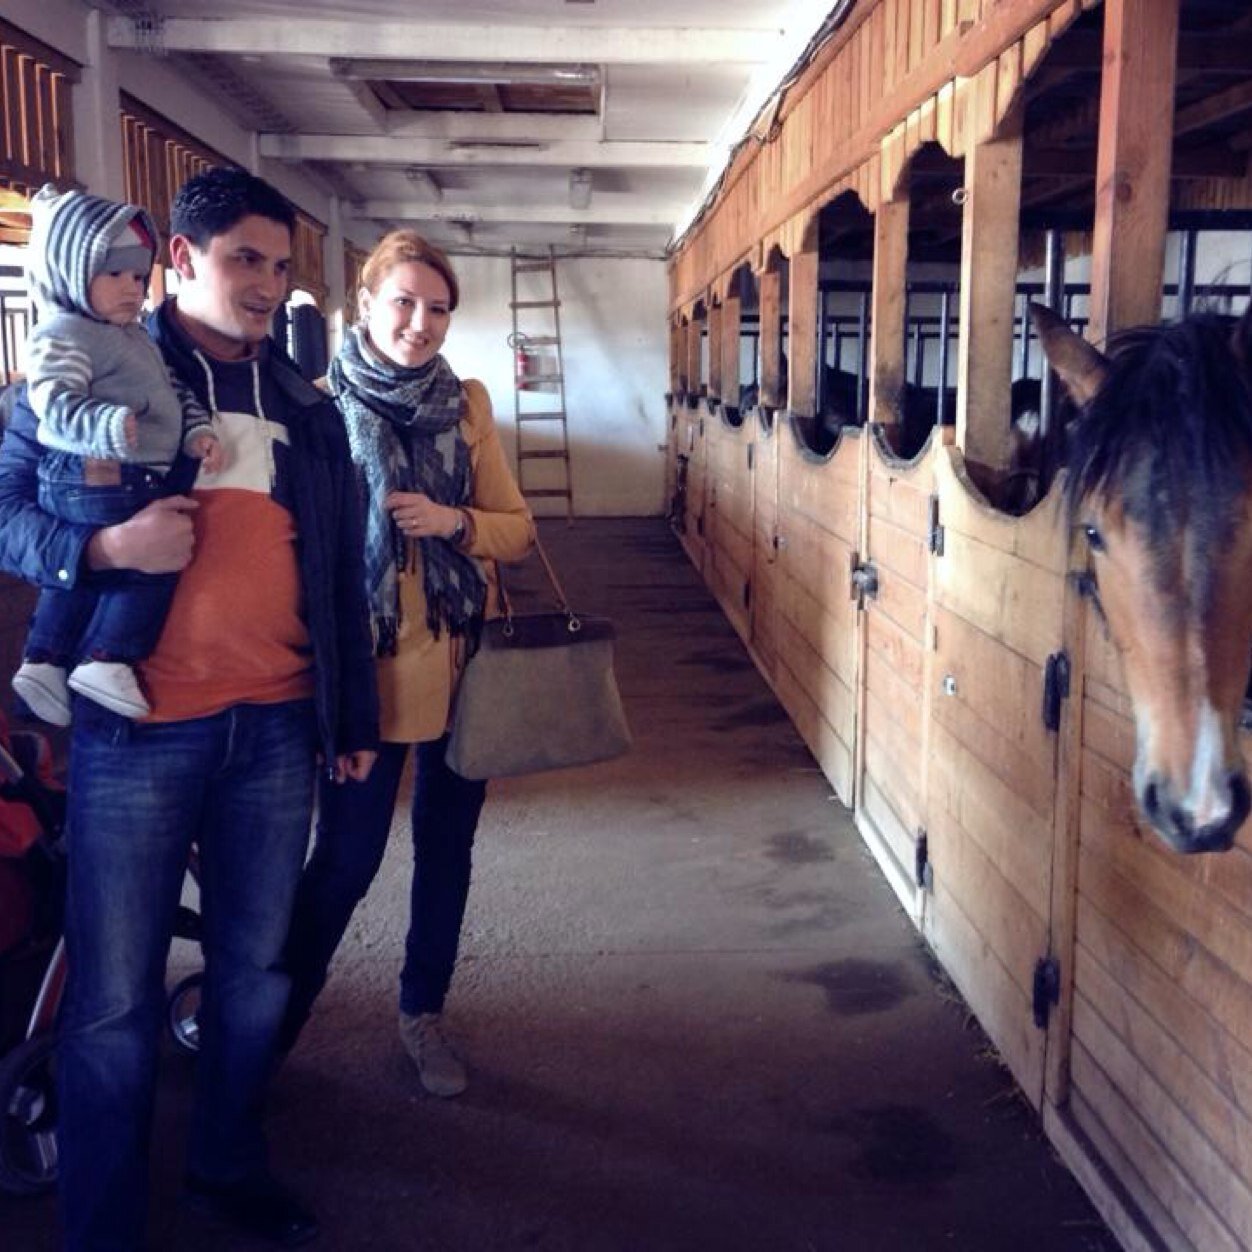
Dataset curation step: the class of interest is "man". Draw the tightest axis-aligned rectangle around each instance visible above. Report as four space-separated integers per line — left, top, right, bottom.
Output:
0 167 378 1250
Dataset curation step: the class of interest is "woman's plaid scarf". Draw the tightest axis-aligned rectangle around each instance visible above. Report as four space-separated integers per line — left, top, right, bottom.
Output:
329 325 486 655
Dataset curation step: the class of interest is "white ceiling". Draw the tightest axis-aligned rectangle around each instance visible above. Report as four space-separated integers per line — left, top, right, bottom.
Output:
97 0 844 257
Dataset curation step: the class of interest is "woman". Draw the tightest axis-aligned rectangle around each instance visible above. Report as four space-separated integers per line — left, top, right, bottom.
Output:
282 231 535 1095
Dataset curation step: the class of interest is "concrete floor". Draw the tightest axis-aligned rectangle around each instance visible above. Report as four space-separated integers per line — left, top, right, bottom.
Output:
2 517 1117 1252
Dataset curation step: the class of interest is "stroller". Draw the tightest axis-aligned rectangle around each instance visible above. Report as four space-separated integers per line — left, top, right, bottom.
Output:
0 711 204 1196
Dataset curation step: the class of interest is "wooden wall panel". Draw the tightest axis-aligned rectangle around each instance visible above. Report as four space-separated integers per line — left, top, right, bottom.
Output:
750 417 781 679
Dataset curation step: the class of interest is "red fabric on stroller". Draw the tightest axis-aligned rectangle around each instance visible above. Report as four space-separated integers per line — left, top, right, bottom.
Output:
0 710 61 956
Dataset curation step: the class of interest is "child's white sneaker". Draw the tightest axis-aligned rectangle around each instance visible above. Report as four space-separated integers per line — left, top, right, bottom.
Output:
12 661 72 726
68 660 150 719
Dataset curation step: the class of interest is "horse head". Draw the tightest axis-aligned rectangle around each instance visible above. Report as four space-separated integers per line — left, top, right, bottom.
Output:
1033 301 1252 855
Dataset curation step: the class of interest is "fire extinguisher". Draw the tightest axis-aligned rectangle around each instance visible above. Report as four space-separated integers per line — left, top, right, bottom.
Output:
508 331 535 391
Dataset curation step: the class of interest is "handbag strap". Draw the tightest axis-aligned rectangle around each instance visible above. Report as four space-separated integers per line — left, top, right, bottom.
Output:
495 535 582 633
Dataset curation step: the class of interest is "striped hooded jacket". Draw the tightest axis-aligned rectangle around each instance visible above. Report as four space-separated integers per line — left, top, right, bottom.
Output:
24 184 212 467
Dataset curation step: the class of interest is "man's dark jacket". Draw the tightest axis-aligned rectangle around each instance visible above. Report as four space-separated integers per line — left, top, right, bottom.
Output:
0 302 379 764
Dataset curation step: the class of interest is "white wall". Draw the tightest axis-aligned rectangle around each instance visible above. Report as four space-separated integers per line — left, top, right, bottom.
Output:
442 254 669 517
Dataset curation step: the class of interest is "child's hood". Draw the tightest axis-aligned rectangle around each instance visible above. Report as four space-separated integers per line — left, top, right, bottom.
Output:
25 185 159 321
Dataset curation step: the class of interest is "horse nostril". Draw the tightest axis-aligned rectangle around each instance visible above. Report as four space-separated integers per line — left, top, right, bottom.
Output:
1142 777 1163 823
1227 771 1251 835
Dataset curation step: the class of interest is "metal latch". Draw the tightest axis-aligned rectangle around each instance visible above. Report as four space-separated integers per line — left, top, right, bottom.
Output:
927 493 944 555
1032 956 1061 1029
1042 651 1070 732
850 554 879 607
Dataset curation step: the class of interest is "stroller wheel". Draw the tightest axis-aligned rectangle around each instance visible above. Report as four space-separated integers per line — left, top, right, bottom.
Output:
167 972 204 1054
0 1032 59 1195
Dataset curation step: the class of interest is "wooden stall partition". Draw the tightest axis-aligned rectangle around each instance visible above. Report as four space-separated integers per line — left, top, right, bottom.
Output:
1052 595 1252 1252
922 447 1069 1107
750 411 781 682
853 434 939 919
703 411 755 647
771 424 864 806
672 401 708 575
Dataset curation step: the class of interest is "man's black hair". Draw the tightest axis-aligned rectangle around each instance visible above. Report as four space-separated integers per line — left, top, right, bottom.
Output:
170 166 297 248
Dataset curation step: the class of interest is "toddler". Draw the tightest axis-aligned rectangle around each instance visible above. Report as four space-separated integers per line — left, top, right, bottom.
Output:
11 185 223 725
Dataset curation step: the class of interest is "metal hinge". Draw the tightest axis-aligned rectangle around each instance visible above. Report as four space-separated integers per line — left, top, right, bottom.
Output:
1032 956 1061 1029
1041 650 1070 732
915 831 933 891
850 553 879 608
927 493 944 555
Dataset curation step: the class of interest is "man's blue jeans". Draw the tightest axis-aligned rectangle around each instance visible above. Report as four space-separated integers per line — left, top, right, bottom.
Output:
282 736 486 1047
58 697 317 1252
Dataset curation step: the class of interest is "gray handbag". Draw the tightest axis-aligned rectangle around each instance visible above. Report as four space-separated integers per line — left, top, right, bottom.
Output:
444 540 632 780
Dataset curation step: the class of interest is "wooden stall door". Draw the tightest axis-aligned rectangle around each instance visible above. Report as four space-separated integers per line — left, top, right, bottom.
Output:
704 414 755 647
770 425 864 807
676 408 708 574
750 418 779 681
923 447 1069 1109
854 437 937 920
1056 600 1252 1252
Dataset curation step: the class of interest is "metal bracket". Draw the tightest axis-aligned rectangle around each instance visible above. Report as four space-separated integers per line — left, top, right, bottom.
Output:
850 554 879 608
915 831 933 891
1042 650 1070 732
1032 956 1061 1030
927 493 944 555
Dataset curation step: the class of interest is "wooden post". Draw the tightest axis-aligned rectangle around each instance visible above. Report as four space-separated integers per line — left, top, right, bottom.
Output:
789 245 820 418
686 310 702 402
1087 0 1179 344
956 93 1024 474
708 299 724 403
761 264 783 410
722 283 742 411
869 197 908 426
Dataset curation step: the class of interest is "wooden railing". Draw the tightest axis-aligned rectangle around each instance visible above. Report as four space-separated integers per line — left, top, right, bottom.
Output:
0 17 79 222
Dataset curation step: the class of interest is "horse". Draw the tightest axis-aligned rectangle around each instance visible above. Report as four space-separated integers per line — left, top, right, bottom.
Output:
1033 301 1252 855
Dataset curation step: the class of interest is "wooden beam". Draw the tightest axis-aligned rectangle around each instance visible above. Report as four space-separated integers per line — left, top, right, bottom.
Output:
1026 143 1246 180
956 89 1023 473
708 299 724 401
349 198 684 226
869 196 908 426
721 287 742 409
1087 0 1179 345
261 133 707 168
106 16 780 64
788 247 820 418
1174 79 1252 141
760 266 783 410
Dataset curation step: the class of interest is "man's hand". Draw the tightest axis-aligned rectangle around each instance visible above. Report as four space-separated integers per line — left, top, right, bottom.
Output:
330 750 377 784
86 495 199 573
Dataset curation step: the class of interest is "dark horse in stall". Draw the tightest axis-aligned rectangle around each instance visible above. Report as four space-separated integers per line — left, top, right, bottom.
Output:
1033 301 1252 855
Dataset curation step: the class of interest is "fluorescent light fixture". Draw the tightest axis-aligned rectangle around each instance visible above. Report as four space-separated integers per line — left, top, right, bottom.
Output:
569 168 593 210
330 59 599 88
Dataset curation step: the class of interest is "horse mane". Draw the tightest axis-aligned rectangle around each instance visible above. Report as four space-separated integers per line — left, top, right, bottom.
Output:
1064 313 1252 548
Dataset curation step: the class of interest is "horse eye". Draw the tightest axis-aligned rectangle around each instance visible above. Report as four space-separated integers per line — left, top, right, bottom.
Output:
1083 524 1105 552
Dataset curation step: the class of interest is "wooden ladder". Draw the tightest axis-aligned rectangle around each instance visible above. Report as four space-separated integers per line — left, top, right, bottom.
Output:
509 247 573 520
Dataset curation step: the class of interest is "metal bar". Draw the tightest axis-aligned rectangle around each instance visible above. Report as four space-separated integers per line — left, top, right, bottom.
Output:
1176 228 1197 316
1040 228 1065 440
936 289 952 426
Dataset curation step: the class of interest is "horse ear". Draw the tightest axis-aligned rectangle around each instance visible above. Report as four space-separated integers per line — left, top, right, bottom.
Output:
1030 301 1109 406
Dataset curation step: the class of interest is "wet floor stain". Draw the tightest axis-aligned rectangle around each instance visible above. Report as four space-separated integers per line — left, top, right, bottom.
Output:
825 1105 967 1185
765 830 834 864
714 701 790 730
787 959 912 1016
677 649 755 673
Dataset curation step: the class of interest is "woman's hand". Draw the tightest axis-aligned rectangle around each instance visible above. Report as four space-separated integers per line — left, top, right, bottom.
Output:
386 490 462 539
331 750 378 784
